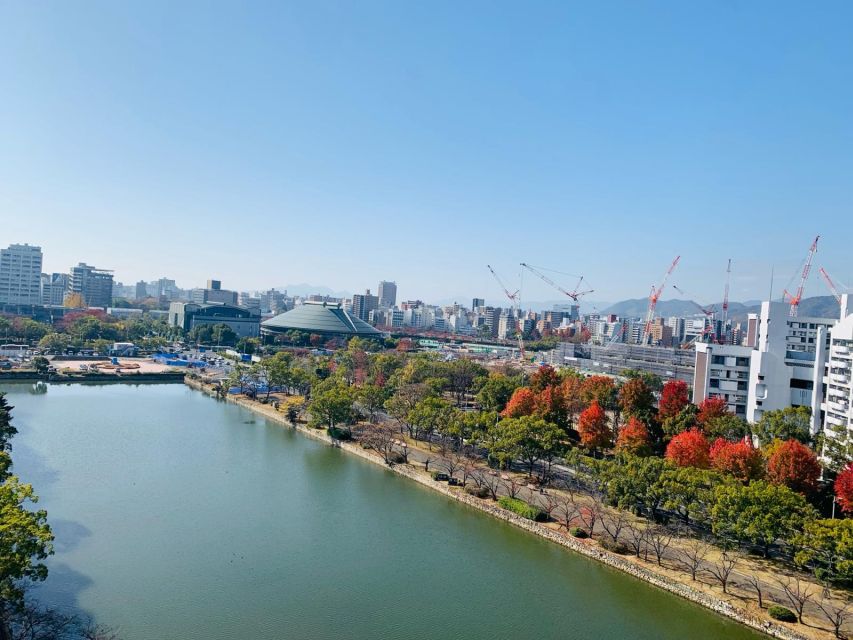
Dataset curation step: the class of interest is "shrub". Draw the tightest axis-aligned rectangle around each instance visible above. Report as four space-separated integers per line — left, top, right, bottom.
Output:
465 485 490 499
387 451 406 464
569 527 588 539
498 496 546 521
599 538 630 554
768 606 797 623
327 426 352 441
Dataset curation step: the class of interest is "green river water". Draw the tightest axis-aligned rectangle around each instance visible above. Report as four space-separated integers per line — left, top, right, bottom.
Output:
3 382 762 640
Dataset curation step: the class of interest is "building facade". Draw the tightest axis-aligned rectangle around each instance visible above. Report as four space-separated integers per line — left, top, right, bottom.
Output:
168 302 260 338
0 244 43 305
67 263 114 308
352 289 379 322
377 281 397 308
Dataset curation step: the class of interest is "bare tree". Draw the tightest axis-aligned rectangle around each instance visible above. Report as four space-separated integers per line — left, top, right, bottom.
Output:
472 470 502 500
706 552 738 594
541 492 562 522
646 526 674 567
600 508 632 544
779 577 815 624
501 474 524 499
625 523 647 558
815 596 851 639
744 574 765 609
360 423 398 464
575 495 603 539
460 457 478 487
554 492 581 532
441 453 464 480
679 538 711 581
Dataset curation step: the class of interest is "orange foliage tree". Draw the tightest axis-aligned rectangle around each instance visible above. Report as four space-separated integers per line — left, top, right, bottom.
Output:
834 463 853 514
696 397 729 429
767 439 821 495
501 387 537 418
580 376 616 409
577 401 612 453
616 417 652 456
659 380 690 421
665 429 710 469
709 437 764 482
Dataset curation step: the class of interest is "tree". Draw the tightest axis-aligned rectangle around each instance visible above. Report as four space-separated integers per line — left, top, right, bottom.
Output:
665 429 710 469
659 380 690 421
679 538 711 581
0 395 16 452
753 406 812 446
37 333 69 354
501 387 536 419
778 577 814 624
709 438 764 483
63 292 85 308
815 598 851 639
577 401 611 454
210 324 238 347
580 376 616 410
529 365 560 393
384 383 433 438
767 439 821 495
357 384 388 424
308 383 355 432
235 337 259 355
615 417 652 457
662 404 698 438
618 378 655 422
702 414 750 441
475 373 520 413
660 466 720 525
711 480 817 556
597 455 669 520
491 416 564 479
834 463 853 514
793 519 853 584
696 397 729 430
706 551 738 594
407 397 457 445
532 385 568 429
30 357 49 375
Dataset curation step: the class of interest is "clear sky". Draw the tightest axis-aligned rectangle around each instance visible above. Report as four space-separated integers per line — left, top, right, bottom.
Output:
1 1 851 306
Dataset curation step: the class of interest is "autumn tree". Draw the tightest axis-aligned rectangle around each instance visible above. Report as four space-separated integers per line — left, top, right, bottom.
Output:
834 463 853 514
616 417 652 457
767 439 821 495
577 401 611 454
659 380 690 421
696 397 729 430
579 376 616 410
709 437 764 482
618 378 655 423
532 384 567 429
560 375 585 427
501 387 537 419
529 365 560 393
665 429 710 469
662 404 698 438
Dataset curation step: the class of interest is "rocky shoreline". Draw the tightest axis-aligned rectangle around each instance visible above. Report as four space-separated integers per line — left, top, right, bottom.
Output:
184 377 808 640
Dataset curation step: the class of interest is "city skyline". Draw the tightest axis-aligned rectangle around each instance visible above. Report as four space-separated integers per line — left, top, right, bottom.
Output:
2 2 852 303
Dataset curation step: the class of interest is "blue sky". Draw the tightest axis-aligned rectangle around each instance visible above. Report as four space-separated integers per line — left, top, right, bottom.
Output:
1 1 851 306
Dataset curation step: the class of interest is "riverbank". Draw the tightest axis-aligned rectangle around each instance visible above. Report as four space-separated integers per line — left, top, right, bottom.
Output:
184 377 808 640
0 370 186 383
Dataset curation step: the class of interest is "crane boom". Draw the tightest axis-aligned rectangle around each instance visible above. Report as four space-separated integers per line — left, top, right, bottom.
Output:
486 265 525 360
519 263 593 302
819 267 843 305
643 256 681 344
783 236 819 317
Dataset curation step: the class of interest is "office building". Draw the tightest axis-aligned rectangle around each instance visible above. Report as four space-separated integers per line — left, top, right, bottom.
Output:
67 263 114 308
190 279 238 305
472 298 485 311
0 244 43 305
378 281 397 308
40 272 68 306
352 289 379 322
168 302 260 338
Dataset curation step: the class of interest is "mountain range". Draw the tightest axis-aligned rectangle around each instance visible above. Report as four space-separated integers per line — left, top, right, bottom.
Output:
600 295 841 322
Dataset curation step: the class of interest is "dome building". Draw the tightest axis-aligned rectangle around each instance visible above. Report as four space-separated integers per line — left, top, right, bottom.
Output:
261 300 382 339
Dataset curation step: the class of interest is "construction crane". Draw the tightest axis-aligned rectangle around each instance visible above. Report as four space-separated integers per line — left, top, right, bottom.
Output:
671 284 715 343
783 235 819 317
819 267 844 306
519 263 594 302
486 265 526 360
642 256 681 345
720 259 732 344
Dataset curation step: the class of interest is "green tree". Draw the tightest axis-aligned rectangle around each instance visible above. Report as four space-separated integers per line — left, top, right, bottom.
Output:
493 416 564 479
597 454 670 520
0 395 16 452
711 480 817 556
793 519 853 584
236 337 259 355
210 324 238 346
662 404 698 438
753 406 812 446
308 383 356 433
475 373 521 413
660 466 723 525
407 397 456 445
31 357 49 375
37 333 70 354
702 414 750 441
358 384 388 424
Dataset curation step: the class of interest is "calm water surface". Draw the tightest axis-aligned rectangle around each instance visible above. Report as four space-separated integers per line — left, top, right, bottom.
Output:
3 383 762 640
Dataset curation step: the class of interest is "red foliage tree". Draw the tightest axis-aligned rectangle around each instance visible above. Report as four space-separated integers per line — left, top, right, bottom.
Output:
616 417 652 456
501 387 537 418
665 429 711 469
834 463 853 514
618 378 655 419
659 380 690 421
696 397 729 429
533 385 567 428
529 365 560 393
767 439 821 495
577 401 612 452
580 376 616 409
709 437 764 482
560 375 585 426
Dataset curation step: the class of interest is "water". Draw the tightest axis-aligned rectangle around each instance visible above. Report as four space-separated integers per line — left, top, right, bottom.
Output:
3 383 763 639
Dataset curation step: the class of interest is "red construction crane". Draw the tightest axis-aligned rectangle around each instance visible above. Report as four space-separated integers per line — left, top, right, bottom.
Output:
783 236 819 317
486 265 525 360
519 263 594 302
671 285 714 318
819 267 843 305
672 284 715 343
721 258 731 327
643 256 681 345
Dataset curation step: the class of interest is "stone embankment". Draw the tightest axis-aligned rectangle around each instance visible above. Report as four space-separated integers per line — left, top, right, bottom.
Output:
184 376 807 640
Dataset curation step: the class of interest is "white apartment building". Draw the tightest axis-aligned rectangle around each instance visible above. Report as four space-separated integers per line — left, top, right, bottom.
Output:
820 295 853 464
0 244 43 305
694 300 838 432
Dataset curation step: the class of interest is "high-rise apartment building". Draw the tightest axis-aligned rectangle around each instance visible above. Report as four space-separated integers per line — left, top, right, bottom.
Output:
352 289 379 322
378 281 397 308
820 295 853 467
41 272 68 306
0 244 43 305
67 263 114 308
472 298 485 311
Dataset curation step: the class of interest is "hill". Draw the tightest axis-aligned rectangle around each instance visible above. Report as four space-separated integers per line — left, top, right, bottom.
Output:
602 295 841 321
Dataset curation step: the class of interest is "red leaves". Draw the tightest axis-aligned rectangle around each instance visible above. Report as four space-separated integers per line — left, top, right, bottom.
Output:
697 397 729 428
616 417 652 456
767 439 821 495
709 437 764 482
578 401 612 451
501 387 537 418
665 429 710 469
834 463 853 514
659 380 690 421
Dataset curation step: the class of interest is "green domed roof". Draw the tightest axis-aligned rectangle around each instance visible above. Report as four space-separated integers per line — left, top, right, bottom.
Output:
261 301 382 337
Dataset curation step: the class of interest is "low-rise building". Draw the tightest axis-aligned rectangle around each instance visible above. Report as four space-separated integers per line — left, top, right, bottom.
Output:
168 302 260 338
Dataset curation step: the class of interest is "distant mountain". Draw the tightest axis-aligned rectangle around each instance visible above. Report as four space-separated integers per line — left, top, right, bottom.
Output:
602 295 842 322
275 284 351 298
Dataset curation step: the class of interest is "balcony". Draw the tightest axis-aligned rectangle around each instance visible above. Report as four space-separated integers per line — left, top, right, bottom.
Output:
827 415 845 427
834 345 851 356
831 373 851 385
829 401 850 414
